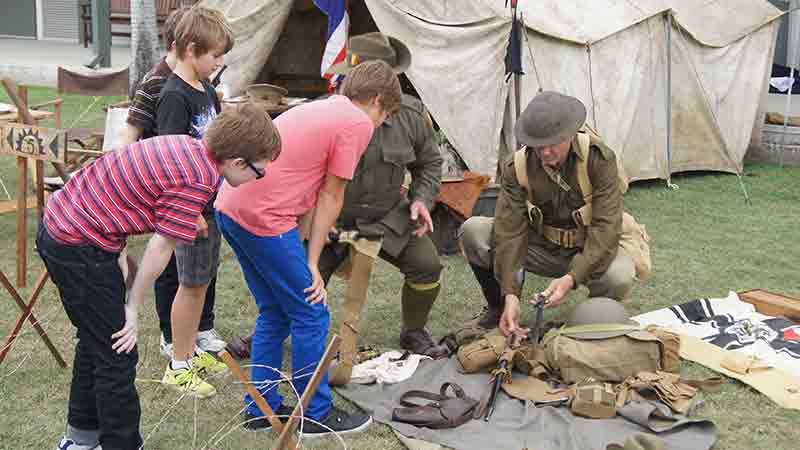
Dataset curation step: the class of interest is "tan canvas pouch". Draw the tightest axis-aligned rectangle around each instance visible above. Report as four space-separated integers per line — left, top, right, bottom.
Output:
619 212 653 280
543 327 663 384
457 330 507 373
571 382 617 419
512 342 552 378
645 326 681 373
502 376 573 403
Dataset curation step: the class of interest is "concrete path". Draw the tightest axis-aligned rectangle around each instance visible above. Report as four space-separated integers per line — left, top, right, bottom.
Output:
0 38 130 88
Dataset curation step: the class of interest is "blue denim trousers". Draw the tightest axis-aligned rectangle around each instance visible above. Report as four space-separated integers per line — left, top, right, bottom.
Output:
216 212 332 420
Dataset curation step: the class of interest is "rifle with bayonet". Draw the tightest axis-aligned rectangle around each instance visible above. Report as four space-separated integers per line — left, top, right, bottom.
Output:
483 293 548 421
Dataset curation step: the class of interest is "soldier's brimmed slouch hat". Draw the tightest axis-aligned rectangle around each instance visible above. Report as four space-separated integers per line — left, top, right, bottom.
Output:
328 32 411 75
515 91 587 148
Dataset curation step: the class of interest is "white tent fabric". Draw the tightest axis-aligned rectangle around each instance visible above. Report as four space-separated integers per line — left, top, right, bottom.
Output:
201 0 294 97
367 0 783 180
205 0 783 181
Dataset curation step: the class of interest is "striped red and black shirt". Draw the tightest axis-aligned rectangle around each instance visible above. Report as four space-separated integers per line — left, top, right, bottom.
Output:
44 135 219 252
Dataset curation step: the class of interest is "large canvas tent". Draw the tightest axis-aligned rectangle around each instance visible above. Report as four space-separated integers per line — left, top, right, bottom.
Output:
203 0 783 182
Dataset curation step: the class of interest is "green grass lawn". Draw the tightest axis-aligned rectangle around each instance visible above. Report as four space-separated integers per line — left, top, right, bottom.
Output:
1 88 799 449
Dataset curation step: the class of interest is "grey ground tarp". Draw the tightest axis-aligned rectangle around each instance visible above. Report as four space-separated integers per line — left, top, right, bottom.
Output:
335 357 717 450
205 0 783 182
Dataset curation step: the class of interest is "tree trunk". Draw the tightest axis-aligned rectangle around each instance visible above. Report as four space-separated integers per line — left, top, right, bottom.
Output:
129 0 160 97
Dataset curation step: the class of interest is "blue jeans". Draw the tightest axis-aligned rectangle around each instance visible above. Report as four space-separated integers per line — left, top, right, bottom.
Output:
216 212 332 420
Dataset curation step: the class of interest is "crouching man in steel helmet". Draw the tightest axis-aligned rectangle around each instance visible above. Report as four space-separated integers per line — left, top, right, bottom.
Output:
458 91 636 337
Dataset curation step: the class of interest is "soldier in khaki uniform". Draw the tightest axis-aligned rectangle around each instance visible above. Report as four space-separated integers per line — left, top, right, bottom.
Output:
459 92 636 337
227 33 448 358
317 33 447 357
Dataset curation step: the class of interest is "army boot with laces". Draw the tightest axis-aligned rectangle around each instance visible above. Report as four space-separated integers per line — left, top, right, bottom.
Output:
464 263 505 329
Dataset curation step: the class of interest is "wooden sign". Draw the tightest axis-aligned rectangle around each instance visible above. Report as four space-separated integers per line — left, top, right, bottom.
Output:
0 123 67 163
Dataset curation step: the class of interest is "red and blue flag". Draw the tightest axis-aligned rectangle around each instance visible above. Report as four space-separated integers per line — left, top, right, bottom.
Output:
314 0 349 86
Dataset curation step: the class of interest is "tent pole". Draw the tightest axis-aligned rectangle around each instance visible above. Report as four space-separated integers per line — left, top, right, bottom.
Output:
780 7 799 168
665 11 674 188
513 2 521 120
780 66 794 168
515 73 521 120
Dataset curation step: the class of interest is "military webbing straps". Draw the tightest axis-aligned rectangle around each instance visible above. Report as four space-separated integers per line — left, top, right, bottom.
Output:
557 323 643 335
513 128 596 248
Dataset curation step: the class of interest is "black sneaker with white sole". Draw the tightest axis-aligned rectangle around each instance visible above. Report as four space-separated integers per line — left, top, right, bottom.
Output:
299 406 372 438
242 404 295 431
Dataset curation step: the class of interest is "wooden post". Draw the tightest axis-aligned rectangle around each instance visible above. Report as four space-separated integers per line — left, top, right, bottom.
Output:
35 160 44 222
14 79 30 288
220 351 299 450
16 157 27 288
273 335 342 450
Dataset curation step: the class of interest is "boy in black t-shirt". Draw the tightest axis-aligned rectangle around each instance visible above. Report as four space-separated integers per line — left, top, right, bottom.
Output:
154 6 234 398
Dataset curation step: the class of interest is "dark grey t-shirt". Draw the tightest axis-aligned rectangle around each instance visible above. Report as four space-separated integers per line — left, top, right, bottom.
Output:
156 74 221 214
156 74 220 138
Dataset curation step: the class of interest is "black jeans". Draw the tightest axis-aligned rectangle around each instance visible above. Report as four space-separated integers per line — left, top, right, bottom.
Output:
154 256 217 342
37 224 142 450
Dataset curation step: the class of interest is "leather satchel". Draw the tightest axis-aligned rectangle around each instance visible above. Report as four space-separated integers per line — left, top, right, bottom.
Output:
392 382 479 429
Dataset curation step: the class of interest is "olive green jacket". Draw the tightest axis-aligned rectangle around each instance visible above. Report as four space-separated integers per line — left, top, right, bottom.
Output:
338 94 442 257
492 137 623 297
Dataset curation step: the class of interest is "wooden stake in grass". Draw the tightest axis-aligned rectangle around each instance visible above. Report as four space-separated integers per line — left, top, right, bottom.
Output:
273 335 341 450
219 351 299 450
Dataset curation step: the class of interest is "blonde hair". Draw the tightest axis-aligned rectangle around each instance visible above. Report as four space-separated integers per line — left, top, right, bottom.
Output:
162 6 190 51
174 6 234 59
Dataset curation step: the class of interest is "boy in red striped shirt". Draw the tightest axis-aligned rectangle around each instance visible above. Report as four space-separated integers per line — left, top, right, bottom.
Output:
40 103 280 450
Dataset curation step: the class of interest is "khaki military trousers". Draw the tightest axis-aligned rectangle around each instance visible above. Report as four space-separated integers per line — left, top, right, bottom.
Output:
458 216 635 300
319 233 443 286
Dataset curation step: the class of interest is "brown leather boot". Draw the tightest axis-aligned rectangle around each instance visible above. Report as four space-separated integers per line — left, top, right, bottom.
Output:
400 282 450 359
399 328 450 359
225 333 253 360
465 263 505 329
465 305 504 330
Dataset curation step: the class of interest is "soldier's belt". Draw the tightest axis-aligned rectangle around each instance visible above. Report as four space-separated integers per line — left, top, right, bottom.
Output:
541 225 585 249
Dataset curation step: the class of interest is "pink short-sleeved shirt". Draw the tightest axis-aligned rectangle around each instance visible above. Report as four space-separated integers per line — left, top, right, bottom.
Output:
215 95 374 237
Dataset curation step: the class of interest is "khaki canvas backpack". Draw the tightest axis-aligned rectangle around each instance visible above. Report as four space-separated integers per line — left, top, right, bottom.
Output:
513 127 652 280
540 324 681 384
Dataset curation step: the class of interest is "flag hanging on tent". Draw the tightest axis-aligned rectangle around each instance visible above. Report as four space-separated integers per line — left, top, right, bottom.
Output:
504 0 524 82
315 0 349 86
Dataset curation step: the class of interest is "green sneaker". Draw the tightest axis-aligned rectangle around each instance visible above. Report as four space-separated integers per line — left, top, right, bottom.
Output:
162 365 216 399
192 350 229 377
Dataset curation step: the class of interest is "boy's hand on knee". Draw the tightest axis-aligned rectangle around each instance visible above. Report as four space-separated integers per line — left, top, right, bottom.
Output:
111 303 139 353
304 264 328 306
195 216 209 239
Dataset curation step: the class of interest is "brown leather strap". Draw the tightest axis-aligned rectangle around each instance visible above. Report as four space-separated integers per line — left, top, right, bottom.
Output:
440 382 467 398
399 390 446 408
399 382 468 407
